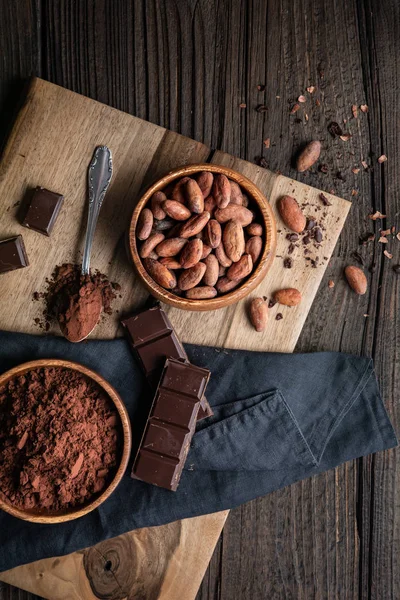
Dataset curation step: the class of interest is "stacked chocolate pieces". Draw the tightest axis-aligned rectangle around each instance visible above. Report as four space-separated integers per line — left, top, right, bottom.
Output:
132 357 210 491
122 305 212 491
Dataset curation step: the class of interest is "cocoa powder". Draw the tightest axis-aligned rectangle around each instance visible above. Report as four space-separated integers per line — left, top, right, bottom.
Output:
32 263 120 334
0 367 121 512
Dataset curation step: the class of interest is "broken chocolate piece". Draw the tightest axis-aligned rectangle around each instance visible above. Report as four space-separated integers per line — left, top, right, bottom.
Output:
132 358 210 491
0 235 29 274
22 187 64 236
121 305 213 419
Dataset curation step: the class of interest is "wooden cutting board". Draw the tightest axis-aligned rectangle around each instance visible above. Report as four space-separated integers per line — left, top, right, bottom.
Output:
0 78 351 599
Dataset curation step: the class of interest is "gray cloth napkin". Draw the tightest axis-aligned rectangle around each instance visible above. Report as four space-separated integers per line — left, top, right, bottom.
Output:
0 330 397 572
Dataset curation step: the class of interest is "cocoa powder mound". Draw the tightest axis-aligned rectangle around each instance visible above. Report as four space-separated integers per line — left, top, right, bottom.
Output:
32 263 120 333
0 367 121 512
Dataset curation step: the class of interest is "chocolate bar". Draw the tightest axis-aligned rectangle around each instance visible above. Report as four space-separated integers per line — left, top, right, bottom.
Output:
22 187 64 236
0 235 29 274
132 357 210 490
121 305 213 419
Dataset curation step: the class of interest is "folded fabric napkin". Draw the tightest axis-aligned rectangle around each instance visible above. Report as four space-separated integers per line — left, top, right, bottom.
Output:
0 330 397 572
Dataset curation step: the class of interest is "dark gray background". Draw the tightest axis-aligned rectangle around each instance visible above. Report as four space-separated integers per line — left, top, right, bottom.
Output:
0 1 399 598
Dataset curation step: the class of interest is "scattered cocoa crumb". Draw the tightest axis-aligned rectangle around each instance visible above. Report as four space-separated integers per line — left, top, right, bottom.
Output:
352 105 358 118
257 84 265 91
275 313 283 321
359 232 375 245
283 257 293 269
32 291 40 301
306 219 316 230
360 104 369 113
298 95 306 103
307 86 315 94
288 243 295 254
352 251 364 266
328 280 335 288
303 236 311 245
268 300 276 308
328 122 343 138
336 171 346 181
314 228 323 243
256 157 268 169
286 233 299 242
290 103 300 114
263 138 271 148
393 264 400 274
384 250 393 259
319 193 332 206
378 154 387 163
369 211 386 220
256 104 268 113
319 164 329 174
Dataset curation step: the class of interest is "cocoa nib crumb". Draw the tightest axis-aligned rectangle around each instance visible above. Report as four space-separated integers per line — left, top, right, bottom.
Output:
283 257 293 268
359 232 375 245
288 243 296 254
319 164 329 174
314 228 323 243
303 235 311 245
257 84 266 91
335 171 346 181
256 156 268 169
32 292 40 301
256 104 268 113
328 121 343 138
306 219 316 230
286 233 299 242
276 313 283 321
319 193 332 206
268 300 277 308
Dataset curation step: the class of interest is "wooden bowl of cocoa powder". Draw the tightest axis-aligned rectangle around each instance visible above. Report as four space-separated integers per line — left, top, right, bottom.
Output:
129 164 277 311
0 359 131 524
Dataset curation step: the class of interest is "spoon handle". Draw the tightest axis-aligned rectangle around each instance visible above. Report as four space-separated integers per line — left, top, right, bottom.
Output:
82 146 113 275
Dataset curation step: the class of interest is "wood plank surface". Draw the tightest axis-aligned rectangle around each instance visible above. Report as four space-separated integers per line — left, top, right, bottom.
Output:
0 76 349 600
0 1 399 599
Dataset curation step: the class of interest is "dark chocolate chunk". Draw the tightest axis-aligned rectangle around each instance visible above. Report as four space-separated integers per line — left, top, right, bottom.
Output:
132 358 210 491
22 187 64 236
121 305 213 419
276 313 283 320
0 235 29 274
306 219 316 230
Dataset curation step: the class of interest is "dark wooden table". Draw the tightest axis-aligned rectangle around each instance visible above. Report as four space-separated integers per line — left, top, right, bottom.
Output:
0 1 399 599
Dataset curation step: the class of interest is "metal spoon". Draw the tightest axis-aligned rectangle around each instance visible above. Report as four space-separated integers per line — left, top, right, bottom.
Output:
58 146 113 342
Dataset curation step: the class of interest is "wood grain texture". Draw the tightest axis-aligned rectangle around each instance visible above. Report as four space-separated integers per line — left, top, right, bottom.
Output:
0 0 399 599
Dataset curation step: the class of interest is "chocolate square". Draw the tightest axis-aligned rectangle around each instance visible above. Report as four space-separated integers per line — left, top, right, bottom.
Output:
0 235 29 274
22 187 64 236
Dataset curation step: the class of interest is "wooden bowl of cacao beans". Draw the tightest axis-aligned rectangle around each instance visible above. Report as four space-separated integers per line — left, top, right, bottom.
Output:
128 164 277 311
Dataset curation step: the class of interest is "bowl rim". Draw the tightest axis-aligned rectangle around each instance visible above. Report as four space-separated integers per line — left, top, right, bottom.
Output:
0 359 132 524
128 163 277 311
